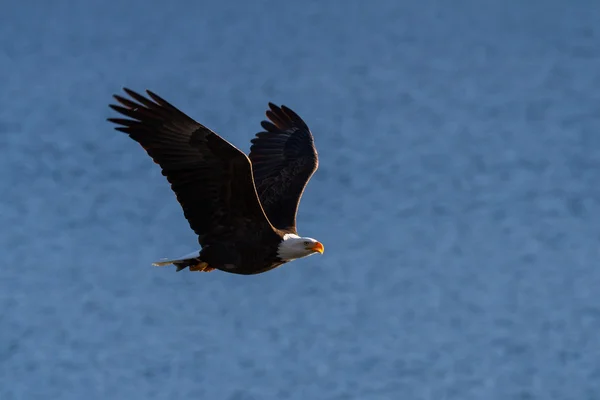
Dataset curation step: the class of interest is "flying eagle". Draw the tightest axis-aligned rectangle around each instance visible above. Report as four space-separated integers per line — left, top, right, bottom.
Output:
107 88 323 275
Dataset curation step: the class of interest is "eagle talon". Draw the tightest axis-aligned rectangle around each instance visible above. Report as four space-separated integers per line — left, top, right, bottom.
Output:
189 261 213 272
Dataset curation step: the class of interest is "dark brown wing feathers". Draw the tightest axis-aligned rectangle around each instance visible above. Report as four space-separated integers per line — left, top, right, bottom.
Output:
249 103 319 232
107 88 273 245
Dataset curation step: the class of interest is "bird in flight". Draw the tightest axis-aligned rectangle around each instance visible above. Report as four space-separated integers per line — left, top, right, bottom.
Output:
108 88 323 275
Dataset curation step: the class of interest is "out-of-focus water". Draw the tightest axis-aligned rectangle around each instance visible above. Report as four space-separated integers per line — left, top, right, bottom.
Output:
2 0 600 398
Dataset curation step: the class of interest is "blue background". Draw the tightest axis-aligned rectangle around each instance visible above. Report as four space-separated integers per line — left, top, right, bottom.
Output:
2 0 600 399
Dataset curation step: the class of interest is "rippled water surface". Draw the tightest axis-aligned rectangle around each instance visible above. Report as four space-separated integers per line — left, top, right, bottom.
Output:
2 1 600 399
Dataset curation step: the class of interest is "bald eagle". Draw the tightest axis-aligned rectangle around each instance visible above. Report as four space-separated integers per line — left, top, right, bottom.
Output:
107 88 323 275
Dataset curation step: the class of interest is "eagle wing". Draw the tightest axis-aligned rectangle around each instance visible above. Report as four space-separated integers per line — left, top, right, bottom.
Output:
108 88 275 245
248 103 319 233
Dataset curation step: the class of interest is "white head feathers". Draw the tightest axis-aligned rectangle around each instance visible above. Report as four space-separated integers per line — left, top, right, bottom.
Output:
277 234 324 261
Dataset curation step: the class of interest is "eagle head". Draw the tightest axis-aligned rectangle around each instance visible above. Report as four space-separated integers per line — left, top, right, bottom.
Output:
277 233 324 261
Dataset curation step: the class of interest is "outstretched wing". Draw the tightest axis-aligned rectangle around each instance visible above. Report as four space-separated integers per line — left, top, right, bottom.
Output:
248 103 318 233
108 88 275 245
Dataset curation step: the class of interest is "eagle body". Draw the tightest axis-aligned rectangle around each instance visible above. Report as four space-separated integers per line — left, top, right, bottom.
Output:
108 88 323 275
196 227 285 275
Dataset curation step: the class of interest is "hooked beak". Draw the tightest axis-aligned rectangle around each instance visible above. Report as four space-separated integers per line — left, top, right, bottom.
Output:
309 241 324 254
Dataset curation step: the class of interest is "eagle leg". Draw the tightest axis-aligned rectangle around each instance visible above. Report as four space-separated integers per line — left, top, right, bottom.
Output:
189 261 216 272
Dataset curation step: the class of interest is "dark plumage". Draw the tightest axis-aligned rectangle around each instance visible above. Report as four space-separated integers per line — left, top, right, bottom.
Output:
107 88 323 275
250 103 319 232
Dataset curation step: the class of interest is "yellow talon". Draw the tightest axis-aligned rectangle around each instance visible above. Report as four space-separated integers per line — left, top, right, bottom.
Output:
189 261 215 272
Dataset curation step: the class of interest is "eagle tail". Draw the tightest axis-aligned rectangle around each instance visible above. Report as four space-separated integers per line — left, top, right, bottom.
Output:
152 251 215 272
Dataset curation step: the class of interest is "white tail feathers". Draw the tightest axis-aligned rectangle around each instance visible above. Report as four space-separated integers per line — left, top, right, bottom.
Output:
152 260 177 267
152 250 201 267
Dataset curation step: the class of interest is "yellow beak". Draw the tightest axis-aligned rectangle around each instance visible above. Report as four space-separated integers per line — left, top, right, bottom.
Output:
310 242 324 254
